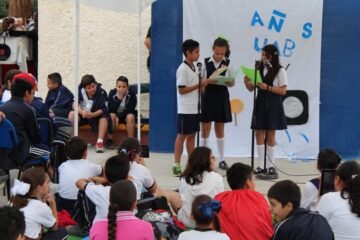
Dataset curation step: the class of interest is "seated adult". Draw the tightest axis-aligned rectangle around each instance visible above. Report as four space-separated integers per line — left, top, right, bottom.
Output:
0 73 40 170
214 163 273 240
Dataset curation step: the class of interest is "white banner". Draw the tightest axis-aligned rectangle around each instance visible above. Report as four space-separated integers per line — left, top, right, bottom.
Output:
183 0 323 158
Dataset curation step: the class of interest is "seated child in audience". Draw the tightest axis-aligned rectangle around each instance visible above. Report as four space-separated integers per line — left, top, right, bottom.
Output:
301 149 341 210
0 111 4 122
57 137 103 213
0 69 21 102
120 138 182 210
10 168 68 240
268 180 334 240
178 195 229 240
45 72 74 118
177 147 224 227
68 74 111 153
107 76 137 147
215 163 273 240
0 73 41 170
0 206 26 240
316 161 360 240
76 153 130 223
90 180 154 240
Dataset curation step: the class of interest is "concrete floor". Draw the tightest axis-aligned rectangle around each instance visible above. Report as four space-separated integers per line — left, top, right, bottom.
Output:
0 145 320 205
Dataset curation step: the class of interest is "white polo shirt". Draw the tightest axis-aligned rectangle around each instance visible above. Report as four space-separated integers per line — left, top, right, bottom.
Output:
129 161 155 200
176 62 199 114
58 159 102 200
85 182 111 223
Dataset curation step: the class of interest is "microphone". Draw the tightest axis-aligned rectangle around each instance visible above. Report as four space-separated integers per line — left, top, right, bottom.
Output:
196 62 202 73
264 59 272 68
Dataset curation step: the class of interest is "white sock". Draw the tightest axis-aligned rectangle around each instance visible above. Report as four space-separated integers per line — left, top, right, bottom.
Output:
200 138 208 147
257 144 265 169
97 139 103 144
267 145 275 168
217 138 225 162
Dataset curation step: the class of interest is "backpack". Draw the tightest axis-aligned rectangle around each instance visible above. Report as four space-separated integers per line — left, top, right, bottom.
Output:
72 190 96 231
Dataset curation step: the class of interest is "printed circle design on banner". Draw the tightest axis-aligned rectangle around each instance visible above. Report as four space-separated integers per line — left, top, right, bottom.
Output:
230 98 244 126
282 90 309 125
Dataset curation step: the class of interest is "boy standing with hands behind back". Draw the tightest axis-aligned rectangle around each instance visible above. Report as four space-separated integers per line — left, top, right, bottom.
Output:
173 39 210 176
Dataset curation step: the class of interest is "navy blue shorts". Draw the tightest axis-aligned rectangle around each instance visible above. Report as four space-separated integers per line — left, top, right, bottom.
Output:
177 114 200 135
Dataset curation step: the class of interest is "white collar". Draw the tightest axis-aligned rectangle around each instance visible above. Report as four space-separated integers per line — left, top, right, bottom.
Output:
208 56 226 64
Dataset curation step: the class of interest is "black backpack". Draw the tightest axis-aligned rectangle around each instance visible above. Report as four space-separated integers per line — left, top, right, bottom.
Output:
72 190 96 231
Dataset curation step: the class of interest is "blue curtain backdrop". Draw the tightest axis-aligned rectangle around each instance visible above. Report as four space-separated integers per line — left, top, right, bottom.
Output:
150 0 360 159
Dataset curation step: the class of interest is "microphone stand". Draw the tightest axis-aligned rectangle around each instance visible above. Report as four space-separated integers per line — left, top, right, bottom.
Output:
250 60 260 170
196 64 202 147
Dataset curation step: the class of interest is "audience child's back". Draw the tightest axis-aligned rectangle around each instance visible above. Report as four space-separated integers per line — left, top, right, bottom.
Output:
215 163 273 240
57 137 102 211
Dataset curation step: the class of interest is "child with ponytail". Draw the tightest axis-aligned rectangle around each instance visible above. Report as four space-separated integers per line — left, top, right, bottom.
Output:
90 180 154 240
317 160 360 239
10 168 67 240
178 194 229 240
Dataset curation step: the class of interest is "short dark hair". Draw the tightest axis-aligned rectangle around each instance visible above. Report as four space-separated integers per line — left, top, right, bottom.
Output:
3 69 21 85
0 206 25 240
116 76 129 86
226 163 253 190
66 137 87 159
267 180 301 209
48 72 62 86
81 74 97 88
317 148 341 171
10 79 33 97
105 154 130 184
182 39 199 57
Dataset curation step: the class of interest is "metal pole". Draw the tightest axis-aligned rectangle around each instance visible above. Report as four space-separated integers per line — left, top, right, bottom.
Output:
74 0 80 136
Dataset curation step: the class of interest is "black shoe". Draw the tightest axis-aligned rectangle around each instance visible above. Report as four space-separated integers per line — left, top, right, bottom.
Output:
106 139 115 149
268 167 279 178
253 167 266 175
218 161 229 170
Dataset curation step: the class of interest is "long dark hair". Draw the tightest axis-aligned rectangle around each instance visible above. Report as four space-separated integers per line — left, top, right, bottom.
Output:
181 147 212 185
119 138 141 161
260 44 282 83
107 180 137 240
10 168 47 209
336 161 360 217
192 195 221 231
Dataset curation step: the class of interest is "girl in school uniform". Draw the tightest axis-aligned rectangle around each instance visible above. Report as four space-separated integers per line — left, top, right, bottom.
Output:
10 168 67 240
244 44 288 178
178 195 229 240
201 37 235 170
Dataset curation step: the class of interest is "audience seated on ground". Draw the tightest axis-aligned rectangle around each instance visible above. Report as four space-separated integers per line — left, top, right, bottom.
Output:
90 180 154 240
10 168 68 240
301 149 341 210
56 137 103 213
45 72 74 118
268 180 334 240
0 111 5 122
120 138 182 211
215 162 273 240
68 74 111 153
177 146 224 228
0 73 41 170
76 153 131 223
0 69 21 102
0 206 26 240
178 194 229 240
316 161 360 240
107 76 137 147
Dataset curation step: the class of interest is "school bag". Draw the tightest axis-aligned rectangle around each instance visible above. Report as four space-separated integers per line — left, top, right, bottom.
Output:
71 190 96 231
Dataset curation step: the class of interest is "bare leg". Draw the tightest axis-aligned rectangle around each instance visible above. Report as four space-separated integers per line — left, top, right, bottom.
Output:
155 189 182 212
97 117 108 140
125 114 136 138
108 113 117 139
185 133 196 156
174 134 187 164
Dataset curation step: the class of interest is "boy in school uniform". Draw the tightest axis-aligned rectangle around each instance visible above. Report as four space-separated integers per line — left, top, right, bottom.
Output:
68 74 112 153
172 39 210 177
57 137 103 213
45 72 74 118
267 180 334 240
215 163 273 240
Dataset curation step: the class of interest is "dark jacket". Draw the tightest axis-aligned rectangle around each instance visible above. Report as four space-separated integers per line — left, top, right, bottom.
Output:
108 88 137 118
0 97 40 169
272 208 334 240
45 85 74 113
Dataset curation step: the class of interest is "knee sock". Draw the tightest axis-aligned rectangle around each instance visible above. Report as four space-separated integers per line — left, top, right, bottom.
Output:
256 144 265 169
217 138 225 162
267 145 275 168
97 139 103 144
200 138 208 147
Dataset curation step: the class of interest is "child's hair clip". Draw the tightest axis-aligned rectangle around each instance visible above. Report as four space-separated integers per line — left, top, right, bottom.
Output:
217 34 229 42
198 199 222 219
119 149 127 155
